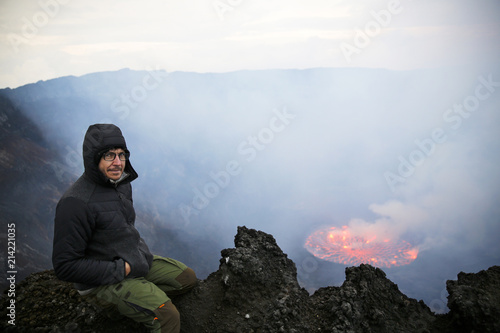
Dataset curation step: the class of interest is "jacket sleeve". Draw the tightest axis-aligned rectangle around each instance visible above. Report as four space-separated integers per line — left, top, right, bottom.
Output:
52 196 125 286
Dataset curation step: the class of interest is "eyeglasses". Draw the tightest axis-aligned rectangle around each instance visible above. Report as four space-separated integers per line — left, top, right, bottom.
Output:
102 151 129 161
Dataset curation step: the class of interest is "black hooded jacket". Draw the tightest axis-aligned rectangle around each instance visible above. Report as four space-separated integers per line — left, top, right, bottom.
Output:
52 124 153 290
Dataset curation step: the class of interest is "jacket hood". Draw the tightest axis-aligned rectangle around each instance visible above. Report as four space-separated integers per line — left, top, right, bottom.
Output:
82 124 138 185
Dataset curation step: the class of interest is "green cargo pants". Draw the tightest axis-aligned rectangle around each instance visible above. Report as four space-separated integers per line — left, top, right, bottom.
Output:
84 255 197 333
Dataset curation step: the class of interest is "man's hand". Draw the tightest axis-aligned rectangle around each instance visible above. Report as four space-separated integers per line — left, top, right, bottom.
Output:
125 261 131 276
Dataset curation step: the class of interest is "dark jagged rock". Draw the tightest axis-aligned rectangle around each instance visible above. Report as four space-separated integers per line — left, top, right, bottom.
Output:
445 266 500 333
175 226 311 332
309 264 436 333
1 226 499 333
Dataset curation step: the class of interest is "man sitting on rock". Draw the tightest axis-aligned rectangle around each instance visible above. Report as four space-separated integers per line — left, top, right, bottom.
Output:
52 123 196 333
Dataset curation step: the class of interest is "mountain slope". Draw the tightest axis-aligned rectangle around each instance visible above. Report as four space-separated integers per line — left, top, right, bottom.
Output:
0 95 72 291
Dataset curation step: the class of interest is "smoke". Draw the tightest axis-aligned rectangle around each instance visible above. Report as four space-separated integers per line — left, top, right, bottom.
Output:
115 66 500 266
346 201 428 242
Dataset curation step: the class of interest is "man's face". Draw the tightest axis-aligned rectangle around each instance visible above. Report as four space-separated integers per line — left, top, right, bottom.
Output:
98 148 126 181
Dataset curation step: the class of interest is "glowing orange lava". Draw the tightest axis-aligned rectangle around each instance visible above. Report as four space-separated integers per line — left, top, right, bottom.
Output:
304 226 418 268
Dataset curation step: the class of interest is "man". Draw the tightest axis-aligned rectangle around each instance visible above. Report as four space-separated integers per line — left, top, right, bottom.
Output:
52 124 196 333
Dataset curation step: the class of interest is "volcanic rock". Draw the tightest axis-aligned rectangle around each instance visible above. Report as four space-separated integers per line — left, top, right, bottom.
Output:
445 265 500 333
1 226 499 332
309 264 435 333
175 226 311 332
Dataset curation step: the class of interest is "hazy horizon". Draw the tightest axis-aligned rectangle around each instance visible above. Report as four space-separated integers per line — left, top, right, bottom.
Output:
1 0 499 88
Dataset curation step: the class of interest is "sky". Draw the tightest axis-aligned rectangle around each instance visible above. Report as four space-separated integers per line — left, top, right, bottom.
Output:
1 0 500 89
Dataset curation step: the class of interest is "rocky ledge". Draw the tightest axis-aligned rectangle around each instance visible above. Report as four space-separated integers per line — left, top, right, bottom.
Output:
1 226 499 332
